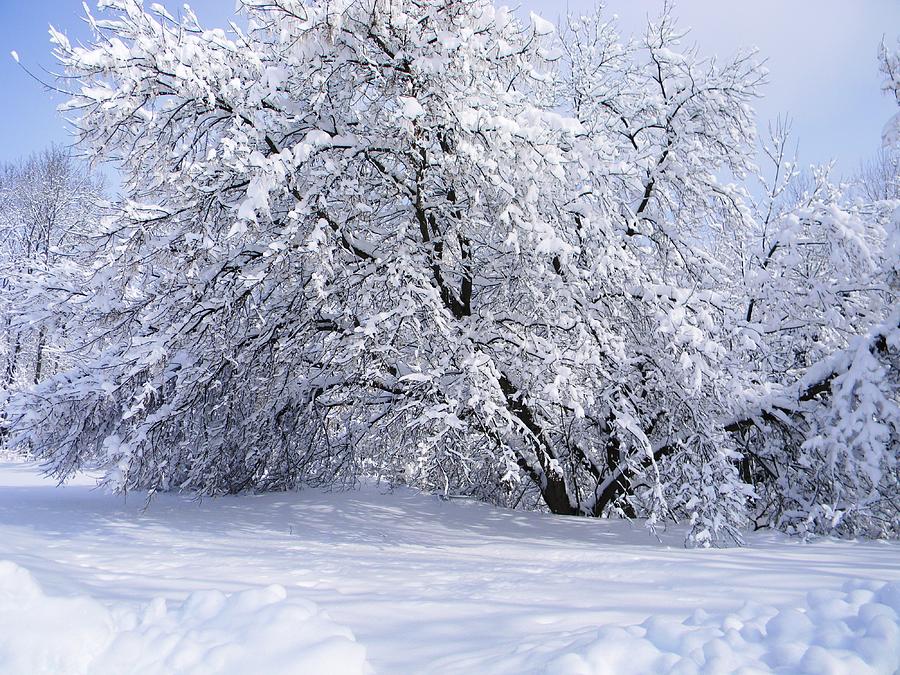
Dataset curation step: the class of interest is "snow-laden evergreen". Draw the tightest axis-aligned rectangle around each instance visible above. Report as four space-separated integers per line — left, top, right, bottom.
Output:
4 0 898 545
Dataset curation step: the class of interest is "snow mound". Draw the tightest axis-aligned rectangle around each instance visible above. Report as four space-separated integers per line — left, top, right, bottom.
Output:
546 580 900 675
0 560 369 675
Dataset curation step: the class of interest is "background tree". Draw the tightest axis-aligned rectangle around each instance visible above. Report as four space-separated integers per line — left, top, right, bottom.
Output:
0 147 104 390
856 148 899 202
880 38 900 148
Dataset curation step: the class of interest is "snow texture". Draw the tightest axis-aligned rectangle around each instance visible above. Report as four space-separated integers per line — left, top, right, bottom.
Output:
530 12 555 36
0 461 898 673
0 562 368 675
547 581 900 675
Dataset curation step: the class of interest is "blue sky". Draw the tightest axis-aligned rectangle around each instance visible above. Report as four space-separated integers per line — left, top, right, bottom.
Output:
1 0 897 180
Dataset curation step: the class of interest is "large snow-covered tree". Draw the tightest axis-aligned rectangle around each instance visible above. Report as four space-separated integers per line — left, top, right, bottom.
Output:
6 0 898 545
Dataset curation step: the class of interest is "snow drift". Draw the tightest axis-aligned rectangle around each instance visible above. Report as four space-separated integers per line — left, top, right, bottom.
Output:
0 561 369 675
547 581 900 675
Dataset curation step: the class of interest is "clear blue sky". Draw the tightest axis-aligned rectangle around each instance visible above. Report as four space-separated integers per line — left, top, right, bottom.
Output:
1 0 897 180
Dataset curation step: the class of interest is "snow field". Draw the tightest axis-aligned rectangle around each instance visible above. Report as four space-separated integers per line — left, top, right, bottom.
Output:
0 461 898 674
4 558 898 674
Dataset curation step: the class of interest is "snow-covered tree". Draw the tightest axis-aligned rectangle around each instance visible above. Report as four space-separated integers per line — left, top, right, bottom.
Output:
856 148 899 203
5 0 897 545
0 147 104 390
727 113 899 536
733 176 898 537
880 38 900 148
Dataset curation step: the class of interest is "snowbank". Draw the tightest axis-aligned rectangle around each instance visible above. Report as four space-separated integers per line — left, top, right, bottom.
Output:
547 580 900 675
0 561 369 675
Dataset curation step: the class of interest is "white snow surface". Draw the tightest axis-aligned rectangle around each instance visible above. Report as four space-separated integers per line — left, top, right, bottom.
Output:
0 562 366 675
0 460 898 674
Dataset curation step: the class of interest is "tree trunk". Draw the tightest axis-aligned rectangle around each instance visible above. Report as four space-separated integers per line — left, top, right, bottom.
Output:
498 373 578 516
5 329 20 387
33 326 46 384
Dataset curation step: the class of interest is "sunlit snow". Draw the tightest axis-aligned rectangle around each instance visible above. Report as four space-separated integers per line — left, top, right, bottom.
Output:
1 461 897 674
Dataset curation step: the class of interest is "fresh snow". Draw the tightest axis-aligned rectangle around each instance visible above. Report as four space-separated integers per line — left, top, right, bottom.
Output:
0 460 898 674
529 12 555 36
397 96 426 119
0 564 366 675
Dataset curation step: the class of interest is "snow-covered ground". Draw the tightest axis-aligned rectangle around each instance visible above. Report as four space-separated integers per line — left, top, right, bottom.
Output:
0 460 898 674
